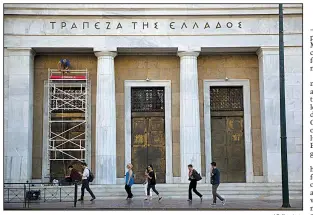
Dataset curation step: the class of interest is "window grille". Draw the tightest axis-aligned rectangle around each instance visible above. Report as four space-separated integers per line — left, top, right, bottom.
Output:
131 87 165 112
210 86 244 111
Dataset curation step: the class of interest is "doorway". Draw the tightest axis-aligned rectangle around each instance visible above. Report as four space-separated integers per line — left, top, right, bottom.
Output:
131 87 166 183
210 86 246 183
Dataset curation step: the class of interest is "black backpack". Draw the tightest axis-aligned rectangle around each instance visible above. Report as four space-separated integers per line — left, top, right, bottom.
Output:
88 169 94 182
194 170 202 181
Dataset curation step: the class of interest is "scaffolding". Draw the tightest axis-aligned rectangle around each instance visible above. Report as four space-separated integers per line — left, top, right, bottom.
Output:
45 69 90 180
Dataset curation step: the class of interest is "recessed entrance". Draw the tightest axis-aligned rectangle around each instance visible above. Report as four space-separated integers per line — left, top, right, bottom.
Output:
210 86 246 183
131 87 166 183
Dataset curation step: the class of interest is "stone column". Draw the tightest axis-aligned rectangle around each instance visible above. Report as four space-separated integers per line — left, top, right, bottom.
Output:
94 51 117 184
4 48 35 183
257 47 281 182
178 51 201 183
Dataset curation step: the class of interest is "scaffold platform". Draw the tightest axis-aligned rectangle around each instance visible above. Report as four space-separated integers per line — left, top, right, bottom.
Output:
49 68 88 81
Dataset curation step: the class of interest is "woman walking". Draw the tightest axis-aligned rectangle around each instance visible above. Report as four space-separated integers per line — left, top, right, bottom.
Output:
143 167 153 198
125 163 134 200
145 164 162 201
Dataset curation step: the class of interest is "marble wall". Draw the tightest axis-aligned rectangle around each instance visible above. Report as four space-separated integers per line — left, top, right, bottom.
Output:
30 52 301 182
285 47 302 182
284 48 302 182
4 48 35 183
257 47 302 182
198 55 262 177
114 55 180 178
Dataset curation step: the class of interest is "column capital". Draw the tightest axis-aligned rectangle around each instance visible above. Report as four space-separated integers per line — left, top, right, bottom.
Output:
5 48 36 57
94 51 117 58
177 51 200 58
256 46 279 58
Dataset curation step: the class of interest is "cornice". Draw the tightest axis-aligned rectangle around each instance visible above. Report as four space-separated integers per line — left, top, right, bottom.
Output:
4 4 303 16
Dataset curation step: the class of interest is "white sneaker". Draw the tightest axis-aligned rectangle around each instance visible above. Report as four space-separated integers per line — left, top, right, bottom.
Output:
211 203 216 206
222 199 226 205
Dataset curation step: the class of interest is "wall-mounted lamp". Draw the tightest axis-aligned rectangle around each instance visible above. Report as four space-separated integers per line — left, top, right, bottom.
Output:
146 77 150 82
225 77 229 81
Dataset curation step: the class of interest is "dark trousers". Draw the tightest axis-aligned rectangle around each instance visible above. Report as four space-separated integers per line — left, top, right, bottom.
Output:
188 180 202 200
212 184 224 203
81 179 95 199
125 184 133 198
60 177 72 186
147 184 159 196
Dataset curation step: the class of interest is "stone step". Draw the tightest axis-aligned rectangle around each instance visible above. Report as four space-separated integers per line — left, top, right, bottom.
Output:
22 182 302 189
78 195 303 200
4 194 302 201
5 183 302 201
22 185 302 192
6 189 302 196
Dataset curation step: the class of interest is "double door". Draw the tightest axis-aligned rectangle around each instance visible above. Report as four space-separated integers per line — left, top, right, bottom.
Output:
131 116 166 183
211 115 246 182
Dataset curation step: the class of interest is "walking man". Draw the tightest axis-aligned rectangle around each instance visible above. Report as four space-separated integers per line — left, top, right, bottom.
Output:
210 162 225 206
187 164 203 202
78 162 96 201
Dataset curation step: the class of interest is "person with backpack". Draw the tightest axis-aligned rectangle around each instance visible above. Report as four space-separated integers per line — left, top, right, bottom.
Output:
78 162 95 201
125 163 134 200
145 164 162 201
187 164 203 202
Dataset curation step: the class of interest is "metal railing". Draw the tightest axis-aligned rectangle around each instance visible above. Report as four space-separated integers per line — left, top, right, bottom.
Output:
4 181 78 209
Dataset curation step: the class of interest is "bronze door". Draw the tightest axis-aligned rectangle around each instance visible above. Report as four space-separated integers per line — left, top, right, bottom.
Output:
147 117 166 183
131 117 148 184
131 116 166 184
210 86 246 183
226 116 245 182
131 87 166 183
211 116 245 182
211 117 228 182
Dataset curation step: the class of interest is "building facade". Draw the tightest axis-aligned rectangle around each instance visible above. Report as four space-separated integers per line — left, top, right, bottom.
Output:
4 4 302 185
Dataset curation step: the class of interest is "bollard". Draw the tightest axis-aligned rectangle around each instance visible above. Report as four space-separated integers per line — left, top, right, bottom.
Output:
23 184 26 208
74 182 78 207
27 181 30 208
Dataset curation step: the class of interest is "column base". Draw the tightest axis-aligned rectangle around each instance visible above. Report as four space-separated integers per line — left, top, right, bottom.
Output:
95 155 117 184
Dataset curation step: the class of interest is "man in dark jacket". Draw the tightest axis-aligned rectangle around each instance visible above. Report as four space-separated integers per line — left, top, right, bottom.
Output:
187 164 203 201
62 165 81 185
210 162 226 206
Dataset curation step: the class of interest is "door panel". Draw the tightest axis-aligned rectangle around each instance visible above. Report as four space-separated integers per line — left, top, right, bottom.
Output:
226 116 245 182
147 117 166 183
211 117 228 182
211 116 246 183
131 116 166 183
131 118 148 183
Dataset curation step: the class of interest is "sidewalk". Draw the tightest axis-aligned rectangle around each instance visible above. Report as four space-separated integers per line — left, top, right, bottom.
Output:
4 198 302 210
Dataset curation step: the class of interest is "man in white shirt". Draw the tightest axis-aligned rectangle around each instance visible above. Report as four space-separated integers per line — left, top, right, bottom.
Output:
78 162 96 201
